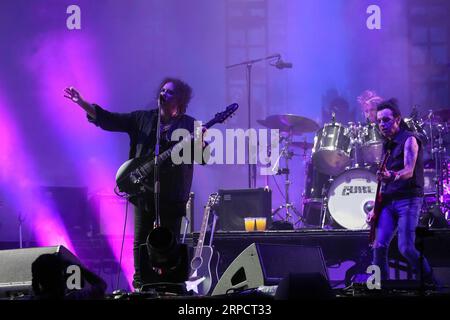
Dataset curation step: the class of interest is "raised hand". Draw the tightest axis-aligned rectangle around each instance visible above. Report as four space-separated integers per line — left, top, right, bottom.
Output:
64 87 83 104
63 86 96 118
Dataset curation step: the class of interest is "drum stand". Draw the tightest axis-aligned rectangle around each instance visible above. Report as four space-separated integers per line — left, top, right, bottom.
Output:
271 136 303 227
426 120 449 226
319 176 334 229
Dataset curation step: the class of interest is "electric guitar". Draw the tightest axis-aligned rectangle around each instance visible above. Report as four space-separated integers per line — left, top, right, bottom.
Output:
186 193 220 295
115 103 239 198
369 150 391 246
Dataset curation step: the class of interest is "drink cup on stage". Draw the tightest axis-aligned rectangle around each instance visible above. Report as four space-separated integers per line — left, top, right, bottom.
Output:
244 217 255 231
255 217 267 231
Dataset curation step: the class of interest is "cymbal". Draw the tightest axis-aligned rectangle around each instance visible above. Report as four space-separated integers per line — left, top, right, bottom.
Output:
257 114 320 134
290 141 314 149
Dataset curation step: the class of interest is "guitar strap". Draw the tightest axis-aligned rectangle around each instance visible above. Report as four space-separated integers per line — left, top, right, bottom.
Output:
135 112 159 158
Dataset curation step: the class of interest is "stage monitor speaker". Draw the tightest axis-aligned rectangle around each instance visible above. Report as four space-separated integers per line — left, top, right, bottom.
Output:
0 246 81 298
211 243 328 296
216 188 272 231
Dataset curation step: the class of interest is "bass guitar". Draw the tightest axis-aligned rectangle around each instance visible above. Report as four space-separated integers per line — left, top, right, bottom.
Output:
368 150 391 246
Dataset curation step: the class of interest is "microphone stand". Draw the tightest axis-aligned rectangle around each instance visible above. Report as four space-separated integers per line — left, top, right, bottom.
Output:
154 97 163 228
226 54 281 189
18 211 25 248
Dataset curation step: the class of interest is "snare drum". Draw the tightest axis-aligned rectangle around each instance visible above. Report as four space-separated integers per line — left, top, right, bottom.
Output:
361 123 383 165
312 123 351 176
327 168 377 230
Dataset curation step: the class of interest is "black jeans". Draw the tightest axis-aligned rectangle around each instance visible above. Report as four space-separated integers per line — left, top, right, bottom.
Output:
132 198 185 288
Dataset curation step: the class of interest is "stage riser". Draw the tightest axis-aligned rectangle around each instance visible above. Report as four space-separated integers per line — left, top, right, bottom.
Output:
189 230 450 285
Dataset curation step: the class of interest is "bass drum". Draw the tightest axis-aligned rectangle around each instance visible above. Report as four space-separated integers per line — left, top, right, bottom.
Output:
327 168 377 230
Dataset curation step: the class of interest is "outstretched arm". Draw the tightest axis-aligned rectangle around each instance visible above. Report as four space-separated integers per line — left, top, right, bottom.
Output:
64 87 96 119
64 86 136 133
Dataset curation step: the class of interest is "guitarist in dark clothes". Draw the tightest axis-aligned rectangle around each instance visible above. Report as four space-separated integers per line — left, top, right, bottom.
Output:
367 99 434 283
64 78 209 289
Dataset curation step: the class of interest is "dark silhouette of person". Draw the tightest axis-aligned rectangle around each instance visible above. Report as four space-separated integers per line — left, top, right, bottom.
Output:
31 253 107 300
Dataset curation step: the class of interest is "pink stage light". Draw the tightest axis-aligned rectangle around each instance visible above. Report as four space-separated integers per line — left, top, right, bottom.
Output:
88 167 134 290
0 88 75 253
25 33 134 289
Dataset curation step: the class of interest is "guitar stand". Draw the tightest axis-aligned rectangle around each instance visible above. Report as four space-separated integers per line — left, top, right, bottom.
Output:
318 176 334 229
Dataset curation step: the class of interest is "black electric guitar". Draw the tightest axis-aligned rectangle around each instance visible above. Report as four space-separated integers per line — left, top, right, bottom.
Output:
115 103 239 198
186 193 220 295
369 150 391 246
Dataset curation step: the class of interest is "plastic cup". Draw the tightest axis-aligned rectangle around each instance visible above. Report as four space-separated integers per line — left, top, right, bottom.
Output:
255 217 267 231
244 217 255 231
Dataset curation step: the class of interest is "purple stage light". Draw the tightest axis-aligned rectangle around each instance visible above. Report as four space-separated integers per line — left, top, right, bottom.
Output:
0 88 75 252
24 33 135 288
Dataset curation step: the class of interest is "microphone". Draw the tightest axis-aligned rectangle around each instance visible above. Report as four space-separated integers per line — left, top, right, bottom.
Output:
275 59 293 69
158 94 165 107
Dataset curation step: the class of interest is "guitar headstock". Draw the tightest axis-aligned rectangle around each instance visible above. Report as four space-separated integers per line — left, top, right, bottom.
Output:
206 192 221 209
206 103 239 128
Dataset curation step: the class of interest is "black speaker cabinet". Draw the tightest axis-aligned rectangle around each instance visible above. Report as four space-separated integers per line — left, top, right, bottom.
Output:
216 188 272 231
0 246 81 298
211 243 328 296
39 186 89 237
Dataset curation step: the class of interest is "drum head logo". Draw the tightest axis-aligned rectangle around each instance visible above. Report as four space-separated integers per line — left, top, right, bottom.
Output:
342 185 374 196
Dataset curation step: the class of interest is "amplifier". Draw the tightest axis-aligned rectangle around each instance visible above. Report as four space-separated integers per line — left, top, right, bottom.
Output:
216 188 272 231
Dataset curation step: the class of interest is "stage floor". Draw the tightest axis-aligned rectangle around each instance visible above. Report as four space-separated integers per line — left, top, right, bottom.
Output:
187 228 450 287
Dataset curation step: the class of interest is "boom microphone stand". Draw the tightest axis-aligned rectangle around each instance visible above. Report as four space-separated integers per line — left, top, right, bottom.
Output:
226 54 290 188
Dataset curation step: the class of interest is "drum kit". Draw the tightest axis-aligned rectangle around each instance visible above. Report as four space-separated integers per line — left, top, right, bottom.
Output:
258 108 450 230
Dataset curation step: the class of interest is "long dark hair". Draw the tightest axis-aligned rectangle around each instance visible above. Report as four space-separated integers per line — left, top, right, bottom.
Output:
156 77 193 114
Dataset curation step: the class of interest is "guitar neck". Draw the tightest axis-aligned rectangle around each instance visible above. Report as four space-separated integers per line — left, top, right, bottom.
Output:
375 150 391 203
194 205 212 258
140 118 218 175
369 150 391 245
